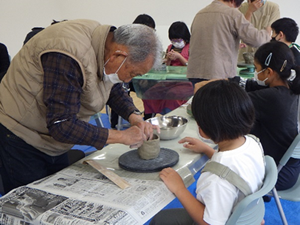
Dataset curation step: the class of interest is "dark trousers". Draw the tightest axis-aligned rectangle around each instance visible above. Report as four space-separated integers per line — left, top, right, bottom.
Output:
150 208 196 225
188 78 208 87
0 123 69 194
276 158 300 190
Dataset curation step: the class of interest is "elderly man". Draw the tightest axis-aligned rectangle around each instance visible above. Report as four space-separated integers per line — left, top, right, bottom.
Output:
0 19 162 194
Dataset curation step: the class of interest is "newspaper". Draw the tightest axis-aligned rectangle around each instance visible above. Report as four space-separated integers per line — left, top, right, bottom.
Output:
0 162 176 225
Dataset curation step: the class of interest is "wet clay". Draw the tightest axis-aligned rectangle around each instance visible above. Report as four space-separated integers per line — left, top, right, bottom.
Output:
138 134 160 160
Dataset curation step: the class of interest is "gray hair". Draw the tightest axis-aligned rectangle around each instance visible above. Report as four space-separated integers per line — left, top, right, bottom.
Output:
113 24 163 69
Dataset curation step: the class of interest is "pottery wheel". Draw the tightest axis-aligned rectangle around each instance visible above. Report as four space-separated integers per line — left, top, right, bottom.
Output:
118 148 179 173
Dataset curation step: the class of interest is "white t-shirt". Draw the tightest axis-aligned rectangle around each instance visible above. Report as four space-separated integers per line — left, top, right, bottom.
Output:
196 135 265 225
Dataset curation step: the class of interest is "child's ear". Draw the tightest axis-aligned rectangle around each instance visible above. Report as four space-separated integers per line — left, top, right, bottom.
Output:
199 127 210 139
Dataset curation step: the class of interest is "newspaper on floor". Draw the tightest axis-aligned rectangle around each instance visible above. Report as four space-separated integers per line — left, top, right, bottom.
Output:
0 162 176 225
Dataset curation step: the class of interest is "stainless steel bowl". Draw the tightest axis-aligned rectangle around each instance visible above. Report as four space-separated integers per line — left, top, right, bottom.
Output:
146 116 188 140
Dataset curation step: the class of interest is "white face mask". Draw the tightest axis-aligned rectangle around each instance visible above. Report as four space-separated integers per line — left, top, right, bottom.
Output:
254 68 268 86
172 40 185 49
103 56 127 84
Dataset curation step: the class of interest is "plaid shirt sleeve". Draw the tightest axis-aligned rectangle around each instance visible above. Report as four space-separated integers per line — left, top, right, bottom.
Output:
42 52 108 150
107 83 138 120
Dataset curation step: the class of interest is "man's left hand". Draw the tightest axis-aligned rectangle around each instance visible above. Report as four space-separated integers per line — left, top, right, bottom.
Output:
128 113 160 141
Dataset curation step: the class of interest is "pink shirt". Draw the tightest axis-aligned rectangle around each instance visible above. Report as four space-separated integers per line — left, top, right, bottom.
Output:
167 43 189 66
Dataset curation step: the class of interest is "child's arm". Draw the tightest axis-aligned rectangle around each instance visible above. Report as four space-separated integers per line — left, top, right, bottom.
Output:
166 50 188 66
159 168 209 225
179 137 215 159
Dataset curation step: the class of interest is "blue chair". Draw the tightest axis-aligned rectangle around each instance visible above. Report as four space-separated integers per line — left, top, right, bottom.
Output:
270 133 300 225
225 156 277 225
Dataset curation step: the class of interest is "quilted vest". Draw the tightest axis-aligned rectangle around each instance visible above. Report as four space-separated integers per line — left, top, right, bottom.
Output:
0 19 114 156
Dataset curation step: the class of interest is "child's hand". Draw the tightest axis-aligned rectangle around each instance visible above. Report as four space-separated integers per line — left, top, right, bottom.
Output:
167 50 180 60
178 137 207 153
179 137 216 158
159 167 185 194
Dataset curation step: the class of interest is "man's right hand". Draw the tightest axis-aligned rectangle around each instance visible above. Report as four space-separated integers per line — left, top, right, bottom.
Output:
106 126 146 148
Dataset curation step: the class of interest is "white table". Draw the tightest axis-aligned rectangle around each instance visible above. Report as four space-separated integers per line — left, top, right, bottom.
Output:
0 100 213 225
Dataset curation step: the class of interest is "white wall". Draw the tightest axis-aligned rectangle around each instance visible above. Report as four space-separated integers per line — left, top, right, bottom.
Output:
0 0 299 58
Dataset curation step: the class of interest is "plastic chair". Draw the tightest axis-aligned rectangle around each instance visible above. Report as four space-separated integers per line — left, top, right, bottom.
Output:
92 112 104 127
225 156 277 225
270 133 300 225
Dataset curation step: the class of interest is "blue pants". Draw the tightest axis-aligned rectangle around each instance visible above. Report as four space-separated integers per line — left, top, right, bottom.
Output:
0 123 69 194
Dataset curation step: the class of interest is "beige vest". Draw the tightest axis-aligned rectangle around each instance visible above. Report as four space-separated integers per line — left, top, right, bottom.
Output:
0 19 114 156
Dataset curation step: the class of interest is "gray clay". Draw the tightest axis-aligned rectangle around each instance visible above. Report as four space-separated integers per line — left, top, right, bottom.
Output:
138 134 160 160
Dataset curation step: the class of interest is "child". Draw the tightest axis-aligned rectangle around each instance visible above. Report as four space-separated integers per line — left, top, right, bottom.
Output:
271 17 300 66
165 21 190 66
243 41 300 190
150 80 265 225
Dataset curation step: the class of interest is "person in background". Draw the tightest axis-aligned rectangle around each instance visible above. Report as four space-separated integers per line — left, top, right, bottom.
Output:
0 42 10 82
164 21 190 66
23 20 67 45
238 0 280 63
132 14 156 30
110 14 156 129
142 21 192 120
0 19 162 194
271 17 300 66
244 41 300 191
150 80 265 225
187 0 271 86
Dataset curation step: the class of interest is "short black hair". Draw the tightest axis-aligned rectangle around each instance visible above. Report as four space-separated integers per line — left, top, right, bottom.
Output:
271 18 299 42
168 21 191 44
133 14 156 29
224 0 244 7
192 80 255 143
255 41 300 94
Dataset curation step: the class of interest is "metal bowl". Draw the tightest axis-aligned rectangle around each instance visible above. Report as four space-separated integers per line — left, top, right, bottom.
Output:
146 116 188 140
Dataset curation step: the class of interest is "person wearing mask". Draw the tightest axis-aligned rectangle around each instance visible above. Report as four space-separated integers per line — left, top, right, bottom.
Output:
0 19 163 194
238 0 280 63
143 21 193 120
164 21 190 66
271 17 300 66
187 0 271 86
110 14 156 129
196 41 300 191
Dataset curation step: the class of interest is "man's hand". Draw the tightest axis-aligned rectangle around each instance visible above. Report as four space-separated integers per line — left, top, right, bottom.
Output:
128 113 160 141
107 126 146 148
248 0 263 13
245 0 263 21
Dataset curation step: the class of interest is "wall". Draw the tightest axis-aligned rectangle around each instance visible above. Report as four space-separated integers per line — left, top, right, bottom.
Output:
0 0 298 58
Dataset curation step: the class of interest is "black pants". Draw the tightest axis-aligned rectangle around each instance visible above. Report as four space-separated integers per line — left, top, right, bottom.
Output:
0 124 69 194
276 158 300 190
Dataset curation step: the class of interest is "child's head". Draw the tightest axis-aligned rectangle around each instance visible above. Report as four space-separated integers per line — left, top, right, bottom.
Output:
192 80 255 143
254 41 300 94
168 21 191 47
133 14 156 29
271 18 299 43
